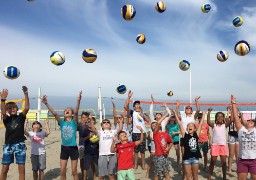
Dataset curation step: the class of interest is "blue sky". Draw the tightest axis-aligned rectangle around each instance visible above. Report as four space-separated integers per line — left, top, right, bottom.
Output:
0 0 256 105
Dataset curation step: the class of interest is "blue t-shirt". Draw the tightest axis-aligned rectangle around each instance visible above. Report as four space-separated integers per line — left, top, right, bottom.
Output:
166 123 180 143
60 119 77 146
77 123 89 146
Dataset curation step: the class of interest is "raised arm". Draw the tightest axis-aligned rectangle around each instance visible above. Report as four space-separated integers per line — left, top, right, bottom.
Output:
112 101 118 126
175 100 180 114
24 119 29 136
196 111 206 136
89 114 97 134
124 90 133 112
1 89 8 120
135 126 144 146
207 108 214 128
42 95 60 124
173 109 185 137
74 91 82 124
116 117 123 134
194 96 200 120
231 95 243 131
22 86 30 116
45 120 50 136
111 136 117 153
149 95 155 122
140 106 150 122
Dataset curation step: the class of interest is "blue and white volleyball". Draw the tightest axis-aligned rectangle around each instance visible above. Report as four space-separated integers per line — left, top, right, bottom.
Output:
50 51 65 66
233 16 243 27
179 60 190 71
155 1 166 13
234 40 250 56
201 3 211 13
121 4 136 20
167 91 173 97
136 34 146 44
82 49 97 63
116 84 127 94
3 66 20 80
217 50 229 62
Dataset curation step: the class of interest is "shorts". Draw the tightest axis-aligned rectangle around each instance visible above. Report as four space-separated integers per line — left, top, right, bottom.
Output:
78 146 84 159
183 157 199 165
153 155 170 175
198 142 209 153
148 146 151 153
31 154 46 171
210 145 227 156
98 154 117 177
237 158 256 174
228 135 239 144
84 154 98 170
117 169 135 180
60 146 79 160
180 138 184 147
132 133 146 153
173 141 179 145
2 142 27 165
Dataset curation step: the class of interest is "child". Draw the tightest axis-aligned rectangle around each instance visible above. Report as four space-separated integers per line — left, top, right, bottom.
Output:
0 86 29 180
90 118 123 180
24 120 50 180
111 126 144 180
173 109 206 180
207 108 232 180
42 91 82 180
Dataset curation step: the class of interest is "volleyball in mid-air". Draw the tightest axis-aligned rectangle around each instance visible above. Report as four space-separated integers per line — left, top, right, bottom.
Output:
233 16 243 27
179 60 190 71
50 51 65 66
121 4 136 20
167 91 173 97
136 34 146 44
234 40 250 56
82 49 97 63
116 84 127 94
155 1 166 13
89 135 99 143
201 3 211 13
217 50 229 62
3 66 20 80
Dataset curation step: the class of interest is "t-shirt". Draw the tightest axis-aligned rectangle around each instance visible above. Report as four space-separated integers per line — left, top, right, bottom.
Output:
98 129 117 155
153 131 173 156
116 142 136 171
131 110 147 133
77 123 88 146
166 123 180 142
212 124 226 145
4 113 26 144
28 131 46 155
81 127 99 155
183 132 202 160
181 114 195 133
195 123 209 143
60 119 77 146
238 126 256 159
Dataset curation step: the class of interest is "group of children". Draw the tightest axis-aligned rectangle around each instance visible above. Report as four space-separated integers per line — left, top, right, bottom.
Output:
0 87 256 180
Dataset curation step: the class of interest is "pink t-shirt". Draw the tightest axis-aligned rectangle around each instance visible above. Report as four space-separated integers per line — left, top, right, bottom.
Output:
212 124 226 145
195 123 209 143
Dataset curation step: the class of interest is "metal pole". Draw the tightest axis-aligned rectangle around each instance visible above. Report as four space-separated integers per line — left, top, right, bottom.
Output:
103 104 105 119
98 87 103 123
37 87 41 121
190 69 192 104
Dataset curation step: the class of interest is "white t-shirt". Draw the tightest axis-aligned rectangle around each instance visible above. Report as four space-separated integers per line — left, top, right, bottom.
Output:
238 126 256 159
181 114 195 133
132 111 147 133
98 129 117 156
28 131 46 155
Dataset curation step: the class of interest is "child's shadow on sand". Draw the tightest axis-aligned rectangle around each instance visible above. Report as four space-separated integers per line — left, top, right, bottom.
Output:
44 168 60 179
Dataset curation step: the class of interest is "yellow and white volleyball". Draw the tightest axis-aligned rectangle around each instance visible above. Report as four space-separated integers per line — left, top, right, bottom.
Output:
136 34 146 44
217 50 229 62
50 51 65 66
89 135 99 143
234 40 250 56
233 16 243 27
155 1 166 13
3 65 20 80
82 49 97 63
179 60 190 71
121 4 136 20
167 91 173 97
201 3 211 13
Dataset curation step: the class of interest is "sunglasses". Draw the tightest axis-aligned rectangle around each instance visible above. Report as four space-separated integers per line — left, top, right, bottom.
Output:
102 121 110 124
185 107 192 110
247 120 255 123
117 117 122 119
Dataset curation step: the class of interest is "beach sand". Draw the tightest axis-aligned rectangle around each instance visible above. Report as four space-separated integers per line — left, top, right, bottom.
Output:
0 125 240 180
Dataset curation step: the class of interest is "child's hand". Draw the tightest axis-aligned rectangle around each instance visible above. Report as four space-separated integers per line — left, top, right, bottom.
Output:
45 120 49 124
78 91 82 101
22 86 28 94
128 90 133 99
1 89 8 99
195 96 201 102
113 135 117 142
176 100 181 106
111 101 116 108
119 117 124 123
42 95 47 104
136 126 143 132
208 108 213 112
151 94 155 102
231 95 236 104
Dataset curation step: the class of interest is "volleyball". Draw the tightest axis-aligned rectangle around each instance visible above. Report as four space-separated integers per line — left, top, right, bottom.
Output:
201 3 211 13
89 135 99 143
233 16 243 27
50 51 65 66
136 34 146 44
234 40 250 56
3 65 20 80
82 49 97 63
217 50 229 62
155 1 166 13
116 84 127 94
167 91 173 97
179 60 190 71
121 4 136 20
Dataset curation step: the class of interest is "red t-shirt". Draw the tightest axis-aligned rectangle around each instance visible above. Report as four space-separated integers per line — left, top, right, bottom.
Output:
116 142 136 171
153 131 173 156
195 123 209 142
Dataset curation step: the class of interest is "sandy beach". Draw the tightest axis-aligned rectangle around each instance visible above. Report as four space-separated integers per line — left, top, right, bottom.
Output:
0 120 239 180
